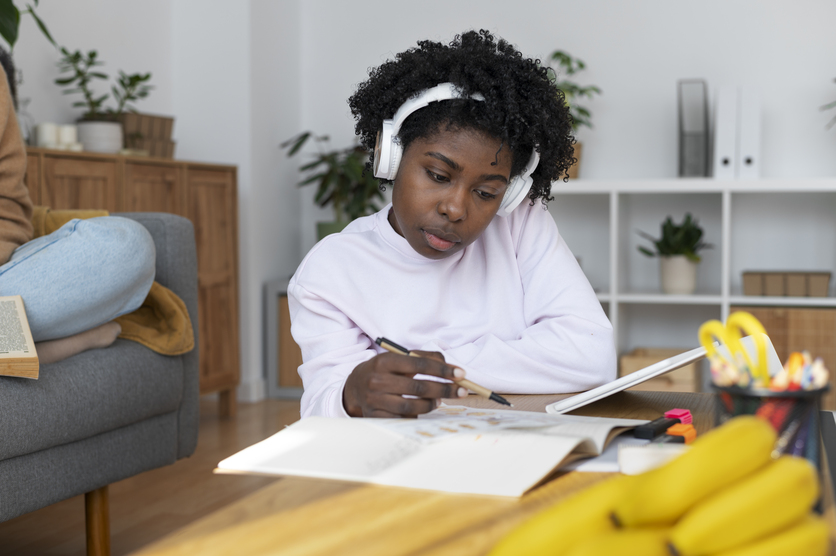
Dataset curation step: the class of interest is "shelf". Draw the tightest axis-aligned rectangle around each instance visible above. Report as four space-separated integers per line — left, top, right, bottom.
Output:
728 296 836 308
617 293 723 305
552 178 836 194
547 177 836 354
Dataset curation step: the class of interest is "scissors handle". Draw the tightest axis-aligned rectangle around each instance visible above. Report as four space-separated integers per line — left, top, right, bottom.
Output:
699 312 769 385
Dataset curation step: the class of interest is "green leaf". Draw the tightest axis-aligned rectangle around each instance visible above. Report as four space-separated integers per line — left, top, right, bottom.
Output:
281 132 311 155
0 0 19 48
25 3 55 46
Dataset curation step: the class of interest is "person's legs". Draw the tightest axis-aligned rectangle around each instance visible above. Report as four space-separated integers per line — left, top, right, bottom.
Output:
0 216 155 342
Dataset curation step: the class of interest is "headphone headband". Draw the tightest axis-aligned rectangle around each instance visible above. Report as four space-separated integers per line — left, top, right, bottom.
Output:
373 82 538 216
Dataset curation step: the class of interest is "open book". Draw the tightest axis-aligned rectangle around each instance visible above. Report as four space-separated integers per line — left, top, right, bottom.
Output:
216 405 645 497
0 295 38 379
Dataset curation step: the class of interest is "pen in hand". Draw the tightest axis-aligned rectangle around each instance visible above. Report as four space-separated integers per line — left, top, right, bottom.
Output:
375 337 513 407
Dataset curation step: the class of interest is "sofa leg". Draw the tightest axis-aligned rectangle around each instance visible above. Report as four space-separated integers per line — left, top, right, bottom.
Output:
219 388 237 419
85 485 110 556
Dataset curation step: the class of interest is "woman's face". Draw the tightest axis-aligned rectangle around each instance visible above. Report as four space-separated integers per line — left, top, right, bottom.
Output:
388 127 513 260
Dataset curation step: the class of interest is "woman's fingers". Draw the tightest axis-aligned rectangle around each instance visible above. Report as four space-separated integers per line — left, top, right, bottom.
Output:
379 352 464 381
344 352 468 418
366 392 438 417
374 373 465 401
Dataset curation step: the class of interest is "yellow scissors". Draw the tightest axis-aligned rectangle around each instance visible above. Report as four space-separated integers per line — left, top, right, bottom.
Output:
699 311 769 385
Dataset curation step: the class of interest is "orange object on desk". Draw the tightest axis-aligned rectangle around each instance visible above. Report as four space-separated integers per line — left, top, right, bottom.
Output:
667 423 697 444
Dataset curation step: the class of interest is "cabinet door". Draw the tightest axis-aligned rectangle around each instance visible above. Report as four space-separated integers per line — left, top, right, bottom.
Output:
188 168 239 393
124 163 185 216
24 153 40 206
42 157 118 211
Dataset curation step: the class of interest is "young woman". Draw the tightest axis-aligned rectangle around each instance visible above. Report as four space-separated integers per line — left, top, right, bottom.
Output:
289 30 615 418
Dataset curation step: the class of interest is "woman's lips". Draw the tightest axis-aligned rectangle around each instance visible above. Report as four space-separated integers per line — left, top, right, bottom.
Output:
422 229 459 251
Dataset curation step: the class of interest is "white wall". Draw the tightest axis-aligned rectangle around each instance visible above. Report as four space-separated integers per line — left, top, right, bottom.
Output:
8 0 836 403
11 0 174 136
294 0 836 253
248 0 302 399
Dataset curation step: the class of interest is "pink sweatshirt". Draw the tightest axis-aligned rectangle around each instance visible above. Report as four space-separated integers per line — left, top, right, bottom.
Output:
288 202 616 418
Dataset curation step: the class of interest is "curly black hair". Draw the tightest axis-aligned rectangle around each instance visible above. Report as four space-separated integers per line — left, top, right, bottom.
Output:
348 30 575 204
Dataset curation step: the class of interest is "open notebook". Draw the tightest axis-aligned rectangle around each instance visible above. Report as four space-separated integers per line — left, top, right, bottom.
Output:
217 405 645 497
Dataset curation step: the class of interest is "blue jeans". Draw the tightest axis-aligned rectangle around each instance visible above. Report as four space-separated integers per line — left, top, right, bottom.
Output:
0 216 156 342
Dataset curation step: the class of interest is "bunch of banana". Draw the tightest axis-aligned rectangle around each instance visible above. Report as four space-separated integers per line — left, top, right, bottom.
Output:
489 415 832 556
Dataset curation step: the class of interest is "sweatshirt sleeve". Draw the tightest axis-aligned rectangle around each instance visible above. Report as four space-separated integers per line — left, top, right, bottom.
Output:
0 71 32 265
430 205 616 394
288 280 376 418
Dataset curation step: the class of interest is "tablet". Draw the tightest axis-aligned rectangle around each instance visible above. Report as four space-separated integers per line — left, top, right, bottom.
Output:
546 345 707 414
546 334 781 415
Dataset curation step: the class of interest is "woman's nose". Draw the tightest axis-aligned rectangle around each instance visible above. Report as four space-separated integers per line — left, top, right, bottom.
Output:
437 185 467 221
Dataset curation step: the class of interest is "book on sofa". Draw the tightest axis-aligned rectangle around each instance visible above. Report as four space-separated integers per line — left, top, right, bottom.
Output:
215 405 646 497
0 295 38 379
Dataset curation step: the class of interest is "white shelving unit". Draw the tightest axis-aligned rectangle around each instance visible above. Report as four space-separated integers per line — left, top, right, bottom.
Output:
547 178 836 356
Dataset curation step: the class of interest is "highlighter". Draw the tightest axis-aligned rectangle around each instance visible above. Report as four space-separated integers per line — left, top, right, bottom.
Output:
634 417 681 440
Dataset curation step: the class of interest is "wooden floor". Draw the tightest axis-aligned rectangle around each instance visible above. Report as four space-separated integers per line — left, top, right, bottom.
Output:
0 398 302 556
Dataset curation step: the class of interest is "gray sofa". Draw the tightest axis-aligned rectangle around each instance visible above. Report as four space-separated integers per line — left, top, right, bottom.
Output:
0 212 199 552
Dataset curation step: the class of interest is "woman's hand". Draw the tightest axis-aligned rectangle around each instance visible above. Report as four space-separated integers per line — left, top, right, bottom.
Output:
343 350 468 417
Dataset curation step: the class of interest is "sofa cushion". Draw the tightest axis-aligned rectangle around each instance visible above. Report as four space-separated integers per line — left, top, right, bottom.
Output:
0 339 183 460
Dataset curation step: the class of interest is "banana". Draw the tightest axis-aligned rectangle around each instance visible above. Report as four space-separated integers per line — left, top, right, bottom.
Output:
612 415 776 527
489 474 636 556
564 527 671 556
669 456 819 556
706 514 830 556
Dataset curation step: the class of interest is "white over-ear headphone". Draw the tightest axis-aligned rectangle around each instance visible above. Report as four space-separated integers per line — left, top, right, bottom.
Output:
373 82 540 217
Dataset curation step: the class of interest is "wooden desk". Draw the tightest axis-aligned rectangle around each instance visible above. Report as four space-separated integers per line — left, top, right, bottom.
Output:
126 391 787 556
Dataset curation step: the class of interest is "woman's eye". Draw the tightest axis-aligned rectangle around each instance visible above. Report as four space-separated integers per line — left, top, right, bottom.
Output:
426 170 448 182
476 190 497 200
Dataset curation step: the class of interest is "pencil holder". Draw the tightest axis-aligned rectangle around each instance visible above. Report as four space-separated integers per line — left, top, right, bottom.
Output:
713 385 828 472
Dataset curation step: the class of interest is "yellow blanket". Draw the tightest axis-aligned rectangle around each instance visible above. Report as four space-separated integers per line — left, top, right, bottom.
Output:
32 206 195 356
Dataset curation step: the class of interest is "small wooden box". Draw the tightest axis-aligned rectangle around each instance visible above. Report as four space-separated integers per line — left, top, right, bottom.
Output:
764 273 785 296
619 348 699 393
742 271 831 297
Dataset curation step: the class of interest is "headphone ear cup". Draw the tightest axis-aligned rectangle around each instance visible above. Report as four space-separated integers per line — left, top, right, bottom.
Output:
497 149 540 216
498 176 524 213
388 141 404 181
374 121 395 179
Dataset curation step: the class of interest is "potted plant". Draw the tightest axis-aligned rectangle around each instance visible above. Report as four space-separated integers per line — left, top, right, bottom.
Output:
637 213 712 295
282 132 385 240
54 48 152 153
547 50 601 179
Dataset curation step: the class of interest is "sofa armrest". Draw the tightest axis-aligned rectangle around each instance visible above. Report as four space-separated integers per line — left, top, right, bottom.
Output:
115 212 199 459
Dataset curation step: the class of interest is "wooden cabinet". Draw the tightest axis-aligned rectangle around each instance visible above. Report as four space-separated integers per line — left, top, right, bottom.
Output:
24 148 240 415
123 163 186 216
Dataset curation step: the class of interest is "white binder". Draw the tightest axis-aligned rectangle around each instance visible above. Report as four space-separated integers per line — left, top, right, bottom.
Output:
712 87 738 179
737 88 761 179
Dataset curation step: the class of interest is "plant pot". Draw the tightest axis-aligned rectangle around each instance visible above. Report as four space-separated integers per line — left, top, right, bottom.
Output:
317 221 348 241
567 142 582 180
660 255 697 295
77 121 123 154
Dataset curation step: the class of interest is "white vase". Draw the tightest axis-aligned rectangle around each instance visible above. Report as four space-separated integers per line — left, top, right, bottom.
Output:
77 121 123 153
660 255 697 295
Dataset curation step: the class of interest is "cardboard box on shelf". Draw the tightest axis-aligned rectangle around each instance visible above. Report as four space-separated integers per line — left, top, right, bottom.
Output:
742 271 831 297
742 273 763 296
619 348 699 393
764 273 785 296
